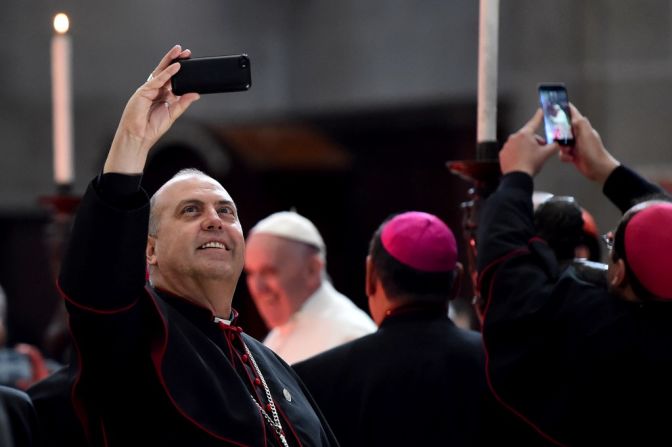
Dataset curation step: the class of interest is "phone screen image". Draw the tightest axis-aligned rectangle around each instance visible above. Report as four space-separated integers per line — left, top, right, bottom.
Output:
539 84 574 145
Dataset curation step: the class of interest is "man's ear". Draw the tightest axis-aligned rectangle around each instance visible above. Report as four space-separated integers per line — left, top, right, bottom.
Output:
146 236 158 266
365 255 377 297
305 254 324 288
450 262 464 300
610 258 627 288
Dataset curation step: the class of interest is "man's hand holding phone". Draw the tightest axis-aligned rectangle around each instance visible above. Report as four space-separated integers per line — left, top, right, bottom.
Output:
560 104 620 184
499 109 560 177
105 45 201 175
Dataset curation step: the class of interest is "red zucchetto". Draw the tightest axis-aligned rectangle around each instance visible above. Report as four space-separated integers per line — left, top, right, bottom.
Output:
624 202 672 300
381 211 457 273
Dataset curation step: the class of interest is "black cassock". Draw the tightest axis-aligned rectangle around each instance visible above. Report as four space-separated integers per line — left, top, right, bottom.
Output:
293 305 491 447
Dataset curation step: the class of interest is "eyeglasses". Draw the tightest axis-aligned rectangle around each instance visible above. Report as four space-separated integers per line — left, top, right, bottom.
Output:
602 230 615 251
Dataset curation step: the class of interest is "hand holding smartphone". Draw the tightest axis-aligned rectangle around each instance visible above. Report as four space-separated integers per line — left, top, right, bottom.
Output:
538 83 574 146
171 54 251 95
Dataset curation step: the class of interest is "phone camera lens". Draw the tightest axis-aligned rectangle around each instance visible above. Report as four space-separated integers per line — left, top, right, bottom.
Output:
239 57 248 69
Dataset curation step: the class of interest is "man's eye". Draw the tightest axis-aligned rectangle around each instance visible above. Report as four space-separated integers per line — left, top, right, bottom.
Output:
183 205 199 214
219 206 234 215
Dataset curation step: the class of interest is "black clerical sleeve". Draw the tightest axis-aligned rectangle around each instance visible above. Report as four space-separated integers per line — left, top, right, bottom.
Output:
59 173 148 311
476 172 537 272
603 164 666 213
57 174 153 443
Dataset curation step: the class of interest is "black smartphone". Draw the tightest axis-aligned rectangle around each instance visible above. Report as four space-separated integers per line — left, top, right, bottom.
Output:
171 54 251 95
538 83 574 146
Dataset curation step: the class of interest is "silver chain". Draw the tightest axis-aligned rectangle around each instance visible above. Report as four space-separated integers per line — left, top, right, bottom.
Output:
243 342 289 447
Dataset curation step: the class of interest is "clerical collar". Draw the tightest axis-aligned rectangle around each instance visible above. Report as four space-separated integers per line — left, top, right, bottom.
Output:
213 316 232 325
151 286 238 326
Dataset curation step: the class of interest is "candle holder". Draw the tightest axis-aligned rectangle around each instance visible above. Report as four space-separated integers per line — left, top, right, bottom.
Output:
446 142 501 326
38 185 81 362
38 184 80 281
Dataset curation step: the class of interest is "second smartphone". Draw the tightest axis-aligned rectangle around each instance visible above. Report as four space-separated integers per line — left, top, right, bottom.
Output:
538 83 574 146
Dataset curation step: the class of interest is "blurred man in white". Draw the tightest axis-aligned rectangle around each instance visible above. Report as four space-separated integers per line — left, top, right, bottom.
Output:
245 211 376 364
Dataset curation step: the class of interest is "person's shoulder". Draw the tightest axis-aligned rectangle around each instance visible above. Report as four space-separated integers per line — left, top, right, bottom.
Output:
292 347 348 382
551 270 632 335
27 364 74 403
293 331 377 372
0 385 36 427
555 268 610 308
429 320 484 357
0 385 32 408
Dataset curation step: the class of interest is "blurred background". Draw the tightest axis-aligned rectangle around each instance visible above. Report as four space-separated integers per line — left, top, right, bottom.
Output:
1 0 671 348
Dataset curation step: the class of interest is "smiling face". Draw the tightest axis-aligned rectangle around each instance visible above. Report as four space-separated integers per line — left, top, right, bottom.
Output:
146 173 245 300
244 233 322 329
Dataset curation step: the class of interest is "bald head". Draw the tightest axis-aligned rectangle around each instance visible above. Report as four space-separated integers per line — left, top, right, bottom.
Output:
149 169 222 235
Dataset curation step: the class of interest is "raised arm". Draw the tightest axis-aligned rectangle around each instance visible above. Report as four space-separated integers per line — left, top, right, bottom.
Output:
563 104 664 212
477 110 559 270
60 46 200 310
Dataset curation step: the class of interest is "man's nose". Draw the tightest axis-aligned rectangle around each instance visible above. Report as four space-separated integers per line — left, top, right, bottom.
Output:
249 274 268 295
201 208 223 231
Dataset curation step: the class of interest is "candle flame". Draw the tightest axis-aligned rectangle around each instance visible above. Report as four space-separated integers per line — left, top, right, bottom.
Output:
53 13 70 34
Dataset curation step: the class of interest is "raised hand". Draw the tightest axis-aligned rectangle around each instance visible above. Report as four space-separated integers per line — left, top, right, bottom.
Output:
559 104 620 184
104 45 200 174
499 109 560 177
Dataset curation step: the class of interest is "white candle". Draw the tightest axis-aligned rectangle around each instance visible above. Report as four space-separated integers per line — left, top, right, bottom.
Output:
51 13 74 186
477 0 499 144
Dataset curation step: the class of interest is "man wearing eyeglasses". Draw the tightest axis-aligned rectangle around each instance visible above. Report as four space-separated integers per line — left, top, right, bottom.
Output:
477 104 672 446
